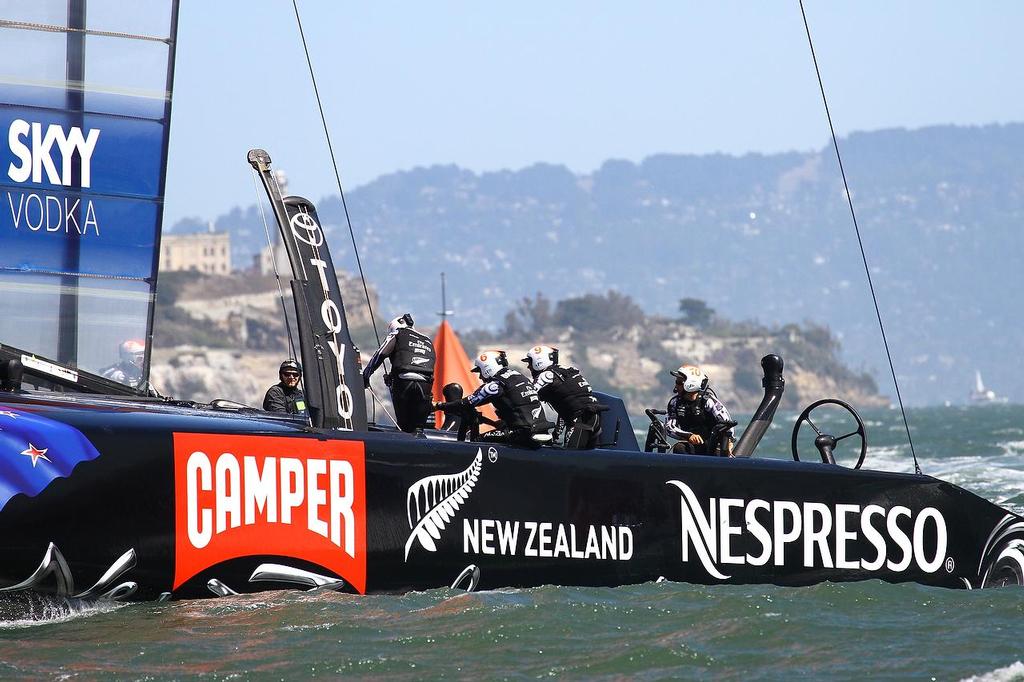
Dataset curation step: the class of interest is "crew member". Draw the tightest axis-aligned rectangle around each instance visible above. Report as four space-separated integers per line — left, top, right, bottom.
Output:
665 364 735 456
522 345 604 450
101 339 146 387
263 359 308 416
436 382 499 442
435 350 545 448
362 314 435 433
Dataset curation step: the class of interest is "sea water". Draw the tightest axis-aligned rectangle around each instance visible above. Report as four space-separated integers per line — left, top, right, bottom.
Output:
1 405 1022 680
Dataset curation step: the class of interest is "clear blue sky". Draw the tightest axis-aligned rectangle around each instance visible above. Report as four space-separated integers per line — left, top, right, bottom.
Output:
164 1 1024 226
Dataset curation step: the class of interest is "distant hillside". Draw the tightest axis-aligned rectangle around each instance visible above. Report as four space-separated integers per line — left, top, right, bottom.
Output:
152 279 880 413
169 123 1024 405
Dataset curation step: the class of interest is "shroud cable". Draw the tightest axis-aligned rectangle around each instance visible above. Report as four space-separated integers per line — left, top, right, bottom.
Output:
798 0 921 475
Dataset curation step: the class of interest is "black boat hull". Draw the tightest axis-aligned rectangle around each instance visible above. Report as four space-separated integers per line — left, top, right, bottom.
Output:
0 394 1019 600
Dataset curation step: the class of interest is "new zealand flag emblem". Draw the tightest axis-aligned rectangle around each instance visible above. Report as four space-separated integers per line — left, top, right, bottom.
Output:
0 408 100 512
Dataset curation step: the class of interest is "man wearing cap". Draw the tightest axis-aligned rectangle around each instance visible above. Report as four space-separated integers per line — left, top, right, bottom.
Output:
263 359 308 417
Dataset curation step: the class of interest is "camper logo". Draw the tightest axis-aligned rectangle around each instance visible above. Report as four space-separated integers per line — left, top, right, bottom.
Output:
404 449 483 560
668 479 948 580
173 433 367 592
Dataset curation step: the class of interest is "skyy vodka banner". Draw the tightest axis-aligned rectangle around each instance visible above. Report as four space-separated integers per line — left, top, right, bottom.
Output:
0 3 179 377
0 98 166 279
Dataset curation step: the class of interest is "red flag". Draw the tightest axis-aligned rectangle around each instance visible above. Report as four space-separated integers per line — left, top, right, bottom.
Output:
431 320 497 429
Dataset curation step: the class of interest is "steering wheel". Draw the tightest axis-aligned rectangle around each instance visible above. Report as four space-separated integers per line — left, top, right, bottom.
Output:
791 398 867 469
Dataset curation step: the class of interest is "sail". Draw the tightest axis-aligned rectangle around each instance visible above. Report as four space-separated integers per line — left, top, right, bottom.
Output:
431 319 496 428
0 2 179 389
975 370 985 394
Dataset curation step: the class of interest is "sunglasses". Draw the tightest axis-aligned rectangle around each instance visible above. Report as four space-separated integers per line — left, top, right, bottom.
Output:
282 371 300 378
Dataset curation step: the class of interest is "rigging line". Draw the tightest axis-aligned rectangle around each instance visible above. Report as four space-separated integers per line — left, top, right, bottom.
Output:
798 0 921 475
250 171 298 363
290 0 382 351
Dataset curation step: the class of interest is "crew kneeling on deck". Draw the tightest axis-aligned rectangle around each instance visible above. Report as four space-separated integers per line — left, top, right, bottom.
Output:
362 314 435 433
435 350 548 448
523 345 605 450
666 364 735 456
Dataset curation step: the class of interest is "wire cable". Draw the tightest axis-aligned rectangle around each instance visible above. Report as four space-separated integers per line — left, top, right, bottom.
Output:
798 0 921 475
251 171 298 362
290 0 381 349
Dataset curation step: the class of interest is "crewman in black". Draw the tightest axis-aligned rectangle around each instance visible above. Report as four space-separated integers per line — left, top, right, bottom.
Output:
263 359 309 417
436 382 500 442
522 345 604 450
435 350 546 448
665 364 735 456
362 314 436 432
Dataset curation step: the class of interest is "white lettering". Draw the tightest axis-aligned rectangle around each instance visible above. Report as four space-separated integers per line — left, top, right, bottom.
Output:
860 505 887 571
7 120 101 188
243 455 278 524
719 498 744 564
834 504 860 569
745 499 772 566
186 451 213 549
214 453 241 534
524 521 538 557
773 500 801 567
886 506 913 572
914 508 947 573
32 122 61 185
280 457 304 524
464 518 480 554
306 458 328 539
330 460 355 556
7 120 31 183
803 502 833 569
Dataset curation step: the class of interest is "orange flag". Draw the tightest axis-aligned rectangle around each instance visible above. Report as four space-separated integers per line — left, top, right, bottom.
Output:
431 319 497 429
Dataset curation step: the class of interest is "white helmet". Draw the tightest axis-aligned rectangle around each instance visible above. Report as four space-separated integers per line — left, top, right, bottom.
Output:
388 313 414 334
671 364 708 393
522 345 558 373
471 350 508 379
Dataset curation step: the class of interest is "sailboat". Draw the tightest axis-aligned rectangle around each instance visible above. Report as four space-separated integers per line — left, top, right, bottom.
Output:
971 370 1008 404
0 3 1022 601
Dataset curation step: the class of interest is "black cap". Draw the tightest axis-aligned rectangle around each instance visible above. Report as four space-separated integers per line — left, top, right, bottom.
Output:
280 359 302 375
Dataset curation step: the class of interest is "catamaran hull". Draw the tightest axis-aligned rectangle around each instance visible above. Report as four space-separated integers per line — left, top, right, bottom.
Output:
0 395 1019 601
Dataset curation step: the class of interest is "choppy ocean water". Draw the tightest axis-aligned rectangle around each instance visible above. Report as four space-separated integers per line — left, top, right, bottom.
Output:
1 404 1023 680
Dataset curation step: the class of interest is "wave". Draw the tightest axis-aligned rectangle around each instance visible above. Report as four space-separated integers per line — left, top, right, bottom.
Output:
0 592 124 629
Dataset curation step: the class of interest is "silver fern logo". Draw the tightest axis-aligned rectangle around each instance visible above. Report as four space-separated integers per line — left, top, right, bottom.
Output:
404 449 483 560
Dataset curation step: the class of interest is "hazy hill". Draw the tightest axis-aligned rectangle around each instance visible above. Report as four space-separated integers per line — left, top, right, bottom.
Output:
169 123 1024 405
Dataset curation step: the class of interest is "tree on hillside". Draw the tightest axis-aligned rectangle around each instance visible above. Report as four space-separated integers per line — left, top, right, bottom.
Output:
678 297 715 328
553 290 645 332
502 293 553 339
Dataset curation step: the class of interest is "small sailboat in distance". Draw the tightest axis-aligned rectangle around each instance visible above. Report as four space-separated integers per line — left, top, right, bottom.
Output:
971 370 1008 404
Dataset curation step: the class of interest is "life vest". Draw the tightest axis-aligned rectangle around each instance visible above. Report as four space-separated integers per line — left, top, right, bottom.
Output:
491 367 541 431
668 394 720 439
390 328 435 378
538 366 598 418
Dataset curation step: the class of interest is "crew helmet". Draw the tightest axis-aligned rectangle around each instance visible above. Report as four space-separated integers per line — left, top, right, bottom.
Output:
388 313 415 334
671 364 708 393
119 339 146 369
279 359 302 377
471 350 508 379
522 345 559 373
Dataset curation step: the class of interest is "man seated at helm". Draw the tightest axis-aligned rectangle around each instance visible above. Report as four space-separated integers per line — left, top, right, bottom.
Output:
101 339 146 388
665 364 735 456
263 359 308 416
434 350 545 448
362 313 435 433
522 345 604 450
